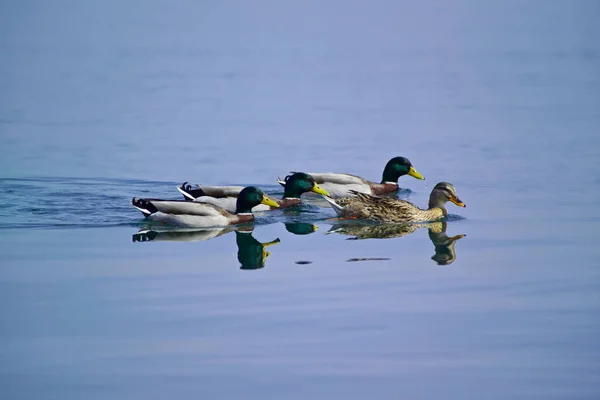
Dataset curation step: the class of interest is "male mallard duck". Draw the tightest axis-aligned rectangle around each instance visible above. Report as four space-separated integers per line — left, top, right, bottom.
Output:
132 186 279 228
177 172 329 213
276 156 424 198
323 182 466 223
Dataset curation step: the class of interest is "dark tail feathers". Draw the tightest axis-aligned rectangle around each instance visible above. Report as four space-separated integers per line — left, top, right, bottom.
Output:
132 197 159 216
179 182 205 201
132 230 158 242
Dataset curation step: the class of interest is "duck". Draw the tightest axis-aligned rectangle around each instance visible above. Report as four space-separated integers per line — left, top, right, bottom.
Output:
276 156 424 198
323 182 466 223
177 172 330 213
132 186 279 228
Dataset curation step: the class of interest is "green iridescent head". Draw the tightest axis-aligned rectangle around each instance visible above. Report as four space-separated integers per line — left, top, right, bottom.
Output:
235 187 279 214
236 231 281 270
381 157 424 183
282 173 330 198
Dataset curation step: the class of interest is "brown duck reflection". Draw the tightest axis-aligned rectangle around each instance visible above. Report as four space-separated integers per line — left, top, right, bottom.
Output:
327 221 465 265
427 222 465 266
132 226 280 270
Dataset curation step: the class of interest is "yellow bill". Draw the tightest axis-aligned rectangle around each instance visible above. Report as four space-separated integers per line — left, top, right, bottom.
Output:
311 183 330 196
449 196 466 207
408 166 425 180
262 250 271 264
261 195 280 208
262 238 281 248
261 239 280 264
449 234 466 242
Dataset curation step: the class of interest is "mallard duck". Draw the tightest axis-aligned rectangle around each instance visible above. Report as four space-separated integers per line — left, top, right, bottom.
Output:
323 182 466 223
132 186 279 228
276 156 424 198
177 172 329 213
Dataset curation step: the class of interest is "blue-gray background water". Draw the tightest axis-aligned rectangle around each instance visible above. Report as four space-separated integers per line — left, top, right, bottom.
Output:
1 1 599 399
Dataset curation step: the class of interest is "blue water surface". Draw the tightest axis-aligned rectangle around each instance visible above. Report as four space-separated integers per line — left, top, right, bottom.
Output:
1 1 600 399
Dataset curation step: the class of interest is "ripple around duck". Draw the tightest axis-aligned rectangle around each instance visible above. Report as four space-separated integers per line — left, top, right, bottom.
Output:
0 177 461 230
446 214 467 222
0 177 329 230
0 177 177 229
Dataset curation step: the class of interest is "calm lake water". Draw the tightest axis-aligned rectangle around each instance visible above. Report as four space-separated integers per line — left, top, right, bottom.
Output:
1 1 600 399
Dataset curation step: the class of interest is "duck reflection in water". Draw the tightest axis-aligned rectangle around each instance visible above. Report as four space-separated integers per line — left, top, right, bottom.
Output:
428 222 465 266
132 226 280 270
132 226 235 242
235 230 280 270
327 221 465 266
284 222 318 235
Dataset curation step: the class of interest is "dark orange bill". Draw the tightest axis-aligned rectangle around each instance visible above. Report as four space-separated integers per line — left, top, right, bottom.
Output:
449 196 466 207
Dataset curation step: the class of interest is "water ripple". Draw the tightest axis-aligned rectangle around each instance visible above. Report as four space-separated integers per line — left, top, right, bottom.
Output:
0 177 328 230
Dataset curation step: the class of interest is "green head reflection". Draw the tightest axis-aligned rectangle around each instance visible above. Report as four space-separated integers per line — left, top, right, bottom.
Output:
236 231 280 270
284 222 318 235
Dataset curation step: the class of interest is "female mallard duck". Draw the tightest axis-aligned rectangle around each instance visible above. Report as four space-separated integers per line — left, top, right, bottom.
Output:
132 186 279 228
177 172 330 213
323 182 466 223
276 156 424 198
